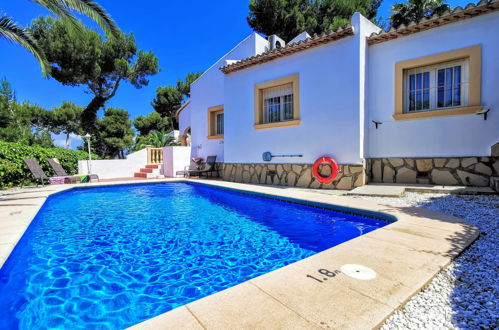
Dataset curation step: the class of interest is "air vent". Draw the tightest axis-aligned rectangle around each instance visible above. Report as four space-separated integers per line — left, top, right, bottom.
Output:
268 35 286 50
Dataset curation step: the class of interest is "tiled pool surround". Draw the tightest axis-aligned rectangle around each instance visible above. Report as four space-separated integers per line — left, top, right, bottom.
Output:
0 179 479 329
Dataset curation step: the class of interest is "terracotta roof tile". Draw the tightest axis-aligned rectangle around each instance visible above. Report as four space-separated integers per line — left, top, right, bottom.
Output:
220 26 354 74
368 0 499 45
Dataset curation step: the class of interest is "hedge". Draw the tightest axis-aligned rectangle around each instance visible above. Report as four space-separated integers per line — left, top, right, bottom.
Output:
0 140 99 188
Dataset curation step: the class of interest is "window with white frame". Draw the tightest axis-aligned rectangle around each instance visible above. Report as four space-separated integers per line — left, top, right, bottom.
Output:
404 59 469 113
263 84 294 123
215 112 224 135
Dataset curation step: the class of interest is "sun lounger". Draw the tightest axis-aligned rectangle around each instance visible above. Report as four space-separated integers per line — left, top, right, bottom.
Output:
187 156 218 177
47 158 99 182
176 156 218 178
23 159 78 186
176 160 199 177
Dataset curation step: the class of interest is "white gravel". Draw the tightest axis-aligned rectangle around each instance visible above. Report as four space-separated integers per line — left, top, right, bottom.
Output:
353 192 498 330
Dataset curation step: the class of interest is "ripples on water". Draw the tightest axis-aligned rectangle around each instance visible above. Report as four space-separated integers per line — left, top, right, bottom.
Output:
0 183 388 329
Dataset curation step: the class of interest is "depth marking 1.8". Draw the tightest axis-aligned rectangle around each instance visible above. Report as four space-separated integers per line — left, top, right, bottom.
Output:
306 269 341 283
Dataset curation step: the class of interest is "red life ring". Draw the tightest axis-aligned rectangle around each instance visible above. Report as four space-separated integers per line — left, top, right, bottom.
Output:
312 156 339 184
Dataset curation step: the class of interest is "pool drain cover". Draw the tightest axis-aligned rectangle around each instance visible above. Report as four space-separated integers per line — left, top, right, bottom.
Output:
340 264 376 280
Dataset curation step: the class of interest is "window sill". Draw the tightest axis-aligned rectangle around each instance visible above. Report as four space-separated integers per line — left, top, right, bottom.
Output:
254 119 301 130
393 106 483 120
207 135 224 140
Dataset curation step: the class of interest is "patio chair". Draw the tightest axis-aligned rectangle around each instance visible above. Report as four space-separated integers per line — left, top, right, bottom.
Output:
47 158 99 182
187 156 218 177
23 159 78 186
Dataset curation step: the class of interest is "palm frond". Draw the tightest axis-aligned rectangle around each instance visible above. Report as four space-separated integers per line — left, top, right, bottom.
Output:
63 0 120 38
33 0 120 38
0 16 50 77
33 0 82 35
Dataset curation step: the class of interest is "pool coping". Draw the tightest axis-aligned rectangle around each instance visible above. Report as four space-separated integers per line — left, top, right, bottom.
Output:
0 179 479 329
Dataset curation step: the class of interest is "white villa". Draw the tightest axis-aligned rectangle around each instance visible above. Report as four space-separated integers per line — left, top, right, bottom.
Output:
176 1 499 190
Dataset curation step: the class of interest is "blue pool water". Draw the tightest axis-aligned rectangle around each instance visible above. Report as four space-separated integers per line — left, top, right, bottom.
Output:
0 183 390 329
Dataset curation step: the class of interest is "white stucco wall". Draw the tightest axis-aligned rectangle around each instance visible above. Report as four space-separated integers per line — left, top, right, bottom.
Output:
188 33 269 163
223 14 377 165
78 148 147 179
162 146 191 177
366 11 499 158
168 130 180 141
178 102 191 137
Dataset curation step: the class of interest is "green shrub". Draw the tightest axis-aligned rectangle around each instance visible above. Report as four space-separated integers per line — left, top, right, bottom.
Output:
0 140 99 188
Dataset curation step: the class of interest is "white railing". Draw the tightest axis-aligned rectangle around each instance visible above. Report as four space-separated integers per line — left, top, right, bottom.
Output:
146 145 163 165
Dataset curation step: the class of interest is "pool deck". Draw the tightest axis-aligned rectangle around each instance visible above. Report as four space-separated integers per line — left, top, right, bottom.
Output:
0 179 479 329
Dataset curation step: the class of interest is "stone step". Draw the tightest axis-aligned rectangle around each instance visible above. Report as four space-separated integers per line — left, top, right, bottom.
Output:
135 165 163 179
347 183 496 197
346 184 406 197
134 172 164 179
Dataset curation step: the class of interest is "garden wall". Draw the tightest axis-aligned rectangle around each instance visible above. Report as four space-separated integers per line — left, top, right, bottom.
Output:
366 156 499 187
78 148 147 180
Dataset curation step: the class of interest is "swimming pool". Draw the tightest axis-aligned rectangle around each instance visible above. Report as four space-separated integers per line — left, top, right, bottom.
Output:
0 182 390 329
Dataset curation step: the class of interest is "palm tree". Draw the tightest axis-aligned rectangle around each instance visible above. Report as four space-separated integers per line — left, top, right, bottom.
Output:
0 0 119 76
390 0 450 29
134 131 180 151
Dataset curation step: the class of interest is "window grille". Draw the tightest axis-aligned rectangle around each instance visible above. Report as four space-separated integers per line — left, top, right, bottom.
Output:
215 112 224 135
263 84 294 123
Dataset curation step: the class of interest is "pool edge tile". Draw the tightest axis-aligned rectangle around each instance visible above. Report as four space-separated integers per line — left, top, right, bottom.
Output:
184 281 320 329
127 306 204 330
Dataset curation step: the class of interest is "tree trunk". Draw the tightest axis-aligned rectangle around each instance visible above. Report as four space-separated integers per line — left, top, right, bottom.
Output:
82 95 107 133
65 132 70 149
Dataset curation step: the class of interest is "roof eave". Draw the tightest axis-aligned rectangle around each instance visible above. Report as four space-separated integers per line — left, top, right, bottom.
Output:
175 100 191 121
368 0 499 45
220 26 354 74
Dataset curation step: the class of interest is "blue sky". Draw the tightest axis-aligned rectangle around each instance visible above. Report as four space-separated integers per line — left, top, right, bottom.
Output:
0 0 470 147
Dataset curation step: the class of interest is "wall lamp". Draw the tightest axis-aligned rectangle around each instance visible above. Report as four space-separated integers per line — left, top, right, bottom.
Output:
476 107 490 120
372 120 382 129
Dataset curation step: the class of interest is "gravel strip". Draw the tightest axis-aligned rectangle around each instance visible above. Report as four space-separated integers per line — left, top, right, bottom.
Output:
353 193 498 329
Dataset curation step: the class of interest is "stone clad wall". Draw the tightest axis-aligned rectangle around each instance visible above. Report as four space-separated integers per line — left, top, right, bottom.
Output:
367 157 499 186
223 163 364 190
215 162 224 178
